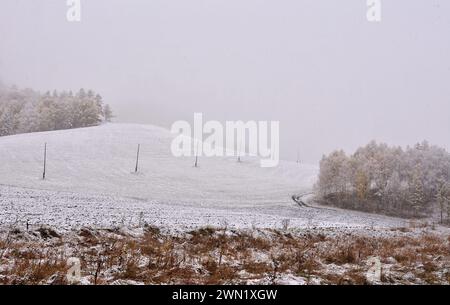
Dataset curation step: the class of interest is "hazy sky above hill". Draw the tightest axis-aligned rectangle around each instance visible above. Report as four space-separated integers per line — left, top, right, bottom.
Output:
1 0 449 163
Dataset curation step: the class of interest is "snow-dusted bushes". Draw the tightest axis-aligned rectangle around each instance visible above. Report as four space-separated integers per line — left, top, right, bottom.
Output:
317 141 450 220
0 86 113 136
1 226 449 284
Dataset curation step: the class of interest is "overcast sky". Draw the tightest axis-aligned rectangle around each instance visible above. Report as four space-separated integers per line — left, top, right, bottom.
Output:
1 0 449 163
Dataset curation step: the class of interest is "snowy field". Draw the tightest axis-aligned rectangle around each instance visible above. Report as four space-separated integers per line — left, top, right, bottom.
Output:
0 124 316 207
0 124 413 232
0 184 410 233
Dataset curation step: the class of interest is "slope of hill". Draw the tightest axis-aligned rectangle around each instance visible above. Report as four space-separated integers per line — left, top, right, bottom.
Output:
0 123 317 208
0 124 420 231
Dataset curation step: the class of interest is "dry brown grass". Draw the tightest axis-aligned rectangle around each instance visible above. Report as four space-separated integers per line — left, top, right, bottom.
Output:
0 226 449 285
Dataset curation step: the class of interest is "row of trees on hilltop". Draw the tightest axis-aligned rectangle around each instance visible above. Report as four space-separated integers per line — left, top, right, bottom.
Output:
316 141 450 221
0 86 113 137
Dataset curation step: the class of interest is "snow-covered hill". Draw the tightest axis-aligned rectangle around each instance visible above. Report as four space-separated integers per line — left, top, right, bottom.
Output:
0 123 317 208
1 124 414 232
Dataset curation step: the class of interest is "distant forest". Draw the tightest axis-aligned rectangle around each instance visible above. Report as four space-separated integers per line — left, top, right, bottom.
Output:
0 84 113 137
316 141 450 222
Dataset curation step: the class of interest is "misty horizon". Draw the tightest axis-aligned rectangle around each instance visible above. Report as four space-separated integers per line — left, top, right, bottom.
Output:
1 0 449 163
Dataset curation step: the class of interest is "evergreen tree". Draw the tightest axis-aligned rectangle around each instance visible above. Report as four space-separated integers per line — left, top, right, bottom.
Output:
409 166 425 217
103 104 113 122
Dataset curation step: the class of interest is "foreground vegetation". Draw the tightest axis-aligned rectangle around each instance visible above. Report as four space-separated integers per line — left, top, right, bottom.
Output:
0 224 449 285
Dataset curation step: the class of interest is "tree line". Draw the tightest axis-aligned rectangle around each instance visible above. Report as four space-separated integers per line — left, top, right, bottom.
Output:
0 85 113 137
316 141 450 221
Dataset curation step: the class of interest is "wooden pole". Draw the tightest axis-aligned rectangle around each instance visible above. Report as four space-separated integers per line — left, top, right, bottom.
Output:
135 144 140 173
43 143 47 180
194 141 199 167
237 139 242 163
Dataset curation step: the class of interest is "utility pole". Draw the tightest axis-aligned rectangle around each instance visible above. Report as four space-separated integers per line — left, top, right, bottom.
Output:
135 144 140 173
194 141 199 167
237 141 241 163
42 143 47 180
237 134 244 163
